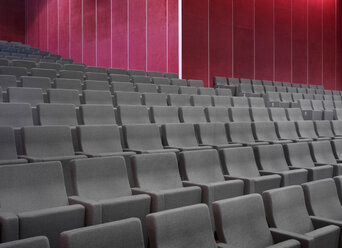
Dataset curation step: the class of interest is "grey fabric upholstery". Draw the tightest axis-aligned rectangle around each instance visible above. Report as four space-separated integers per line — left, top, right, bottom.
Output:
147 72 163 78
60 218 145 248
265 92 284 107
21 126 87 195
336 109 342 120
275 121 313 142
314 120 336 139
253 122 293 144
297 88 307 94
179 86 198 95
198 87 215 96
254 144 308 186
39 63 62 71
114 92 141 106
228 78 240 86
276 86 287 93
83 80 110 91
213 194 300 248
0 103 33 127
332 139 342 160
37 104 77 126
249 97 266 108
167 94 191 106
0 126 27 165
132 76 150 84
80 105 116 125
158 85 179 94
215 88 232 96
262 186 340 248
147 204 219 248
55 78 82 92
128 70 145 76
310 141 342 176
298 99 322 120
0 236 50 248
227 122 269 146
231 97 249 107
110 74 130 82
85 72 108 81
205 107 230 123
135 83 157 93
8 87 43 106
214 77 228 87
171 78 187 86
273 82 283 87
253 85 266 95
296 121 330 141
0 75 17 90
47 89 80 106
263 80 273 86
286 108 304 121
131 153 201 212
162 123 212 151
188 79 204 87
0 66 27 80
284 142 333 181
191 95 212 107
229 107 252 122
141 93 167 106
324 95 333 101
59 70 84 81
86 66 107 73
150 106 180 124
111 82 135 92
123 124 177 154
269 108 288 122
108 68 128 75
152 77 170 85
179 106 207 123
336 101 342 109
164 72 178 79
83 90 113 105
303 94 314 100
21 76 51 91
117 105 150 125
0 162 85 248
195 123 242 149
312 100 333 120
212 96 232 107
220 147 281 194
64 64 85 72
251 108 271 122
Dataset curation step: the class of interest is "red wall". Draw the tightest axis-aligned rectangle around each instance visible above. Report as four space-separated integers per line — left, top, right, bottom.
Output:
26 0 178 73
0 0 26 43
183 0 342 90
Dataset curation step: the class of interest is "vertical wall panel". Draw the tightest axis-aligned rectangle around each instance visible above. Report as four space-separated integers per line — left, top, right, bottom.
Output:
83 0 96 66
336 0 342 90
292 0 308 84
233 0 254 79
58 0 70 58
111 0 127 69
274 0 291 82
97 0 111 67
47 0 58 54
182 0 209 86
129 0 147 70
308 0 323 85
255 0 273 80
323 0 336 90
209 0 233 87
70 0 82 63
27 0 40 47
147 0 167 73
38 0 47 51
168 0 179 73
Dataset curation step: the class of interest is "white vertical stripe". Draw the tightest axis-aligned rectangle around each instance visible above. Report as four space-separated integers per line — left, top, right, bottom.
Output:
273 0 275 81
110 0 112 68
127 0 130 69
178 0 182 78
57 0 60 53
25 0 28 44
69 0 71 58
95 0 98 66
46 0 49 50
253 0 256 80
232 0 234 77
321 0 324 86
208 0 210 87
146 0 148 71
291 0 293 83
335 0 337 90
166 0 169 73
81 0 84 63
307 0 309 84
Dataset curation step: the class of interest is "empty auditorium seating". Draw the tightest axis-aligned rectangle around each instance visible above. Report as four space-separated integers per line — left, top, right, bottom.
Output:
117 105 150 125
141 93 167 106
213 194 301 248
275 121 313 142
212 96 232 107
253 121 292 144
128 69 145 76
111 82 135 92
158 84 179 94
132 75 150 84
114 92 141 106
296 121 330 141
135 83 158 93
171 78 187 86
164 72 178 79
231 96 249 107
0 75 17 90
167 94 191 106
262 186 340 248
85 72 108 81
286 108 304 121
0 237 50 248
179 86 198 95
314 120 338 139
59 70 84 81
188 79 204 87
191 95 212 107
220 147 281 194
7 87 43 106
86 66 107 73
83 80 110 91
227 122 269 146
229 107 252 122
37 104 77 126
179 106 207 123
131 153 201 212
55 78 82 92
21 76 51 91
83 90 113 105
250 108 271 122
205 107 230 123
152 77 170 85
269 108 288 122
0 126 27 165
108 68 127 75
80 105 116 125
149 106 180 124
110 74 130 82
47 89 81 106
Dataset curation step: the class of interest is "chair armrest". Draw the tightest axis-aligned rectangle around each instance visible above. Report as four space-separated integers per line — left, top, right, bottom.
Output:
163 146 181 150
310 216 342 229
314 162 334 166
259 170 278 176
68 196 102 225
0 211 19 242
216 243 235 248
270 228 313 247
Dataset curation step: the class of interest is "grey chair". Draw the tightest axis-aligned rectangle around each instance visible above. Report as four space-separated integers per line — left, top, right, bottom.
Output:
0 162 85 248
164 72 178 79
47 89 81 106
21 126 87 195
55 78 82 93
227 122 269 146
220 147 281 194
37 104 78 126
231 97 249 108
275 121 313 142
161 123 212 151
60 218 145 248
83 80 110 91
212 96 232 107
265 92 283 108
269 108 288 122
80 105 116 125
284 142 333 181
158 85 179 94
86 66 107 73
114 92 141 106
171 78 187 87
111 82 135 92
179 106 207 123
249 97 266 108
195 123 242 149
253 122 293 144
312 100 333 120
128 70 145 76
332 138 342 161
64 64 85 72
335 101 342 109
198 87 215 96
253 85 266 96
131 153 202 212
309 141 342 176
303 94 314 100
254 144 308 186
215 88 232 96
0 126 27 165
262 186 340 248
59 70 84 81
0 75 17 91
85 72 108 81
228 78 240 86
314 120 338 139
149 106 180 124
83 90 113 105
250 108 271 122
21 76 51 92
141 93 167 106
0 103 33 127
39 62 63 71
132 76 150 84
296 121 330 141
69 157 150 243
298 99 322 120
214 77 228 87
205 107 230 123
179 86 198 95
123 124 178 154
213 194 301 248
188 79 204 87
108 68 128 75
191 95 212 107
229 107 252 122
286 108 304 121
0 236 50 248
147 204 223 248
117 105 150 125
152 77 170 85
263 80 273 86
110 74 130 82
238 84 259 97
167 94 191 106
0 66 28 80
135 83 158 93
7 87 44 106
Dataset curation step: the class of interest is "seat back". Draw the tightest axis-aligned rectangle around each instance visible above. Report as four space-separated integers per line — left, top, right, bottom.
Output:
269 108 288 121
227 122 255 144
0 103 33 127
196 122 229 146
132 75 150 84
80 104 116 125
164 72 179 79
21 76 51 92
215 88 232 96
8 87 44 106
191 95 212 107
198 87 215 96
212 96 232 107
110 74 130 82
85 72 108 81
179 106 206 123
310 141 336 164
117 105 150 125
0 75 17 90
205 107 230 123
152 77 170 85
171 78 187 86
250 108 271 122
150 106 180 124
59 70 84 81
249 97 265 108
86 66 107 73
83 90 113 105
275 121 300 140
254 144 289 172
286 108 304 121
55 78 82 92
84 80 110 91
141 93 167 106
0 236 50 248
111 82 135 92
167 94 191 107
47 89 80 106
114 92 141 106
285 142 315 168
229 107 252 122
108 68 128 75
0 126 20 161
135 83 158 93
188 79 204 87
253 121 278 141
179 86 198 95
231 97 249 107
38 104 77 126
314 120 334 137
162 123 199 148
